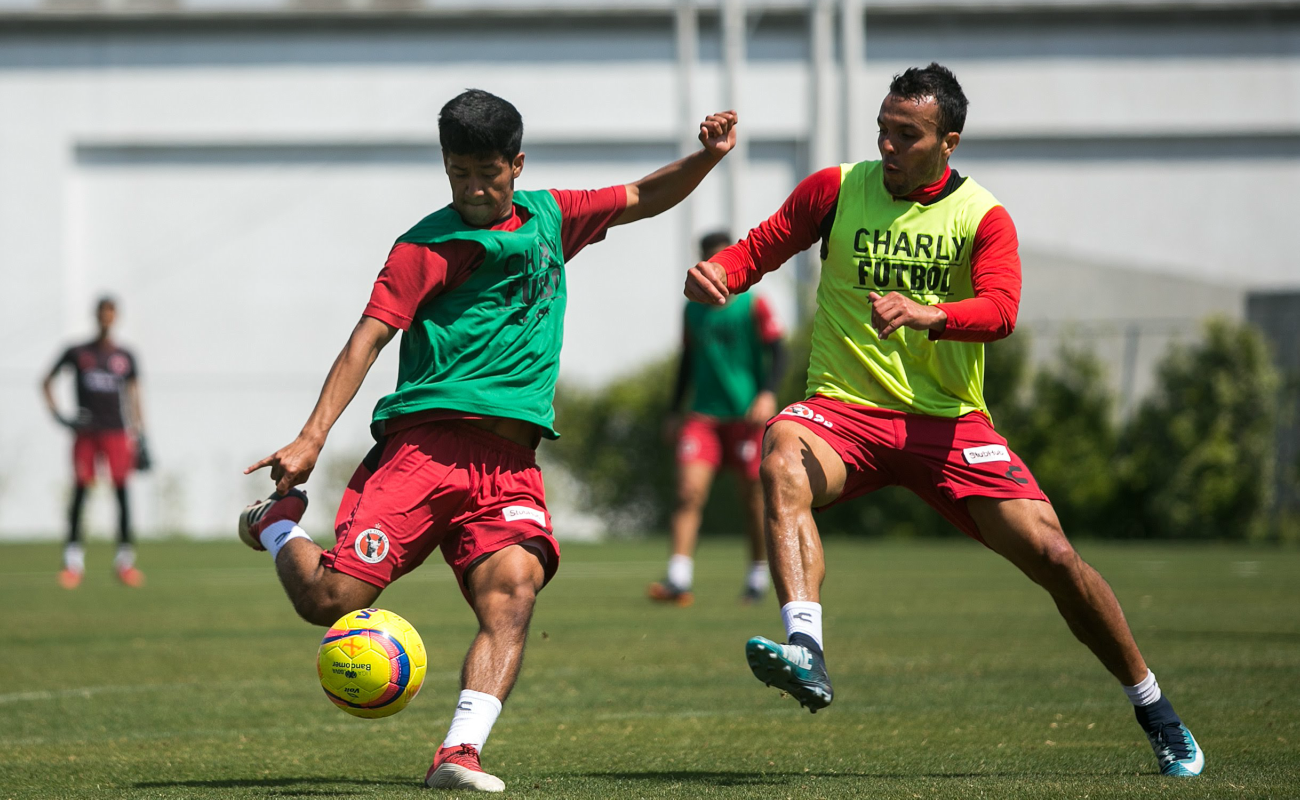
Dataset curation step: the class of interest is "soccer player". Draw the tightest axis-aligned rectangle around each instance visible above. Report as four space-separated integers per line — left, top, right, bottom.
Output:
649 230 785 606
683 64 1204 778
241 89 736 793
42 296 147 589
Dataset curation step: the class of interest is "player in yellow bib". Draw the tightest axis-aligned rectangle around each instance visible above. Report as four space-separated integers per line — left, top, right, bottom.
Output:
684 63 1203 778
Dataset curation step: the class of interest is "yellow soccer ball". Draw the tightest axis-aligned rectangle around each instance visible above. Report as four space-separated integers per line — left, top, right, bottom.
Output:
317 608 427 719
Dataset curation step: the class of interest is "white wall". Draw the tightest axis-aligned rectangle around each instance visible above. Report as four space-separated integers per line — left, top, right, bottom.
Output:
1 4 1296 538
0 20 806 538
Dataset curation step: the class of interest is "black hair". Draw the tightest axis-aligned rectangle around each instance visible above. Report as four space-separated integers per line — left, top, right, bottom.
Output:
699 230 732 259
438 89 524 160
888 63 968 136
95 295 116 313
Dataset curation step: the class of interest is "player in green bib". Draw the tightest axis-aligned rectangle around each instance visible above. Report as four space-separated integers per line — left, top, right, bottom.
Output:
241 89 738 792
649 231 786 607
685 64 1203 778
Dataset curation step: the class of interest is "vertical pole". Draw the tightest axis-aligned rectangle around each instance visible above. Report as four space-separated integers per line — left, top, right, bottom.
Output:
722 0 747 235
810 0 837 169
800 0 837 326
63 152 88 343
841 0 865 159
1119 323 1140 420
676 0 698 267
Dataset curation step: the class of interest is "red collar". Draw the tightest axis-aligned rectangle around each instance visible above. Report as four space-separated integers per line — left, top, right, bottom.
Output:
900 165 951 203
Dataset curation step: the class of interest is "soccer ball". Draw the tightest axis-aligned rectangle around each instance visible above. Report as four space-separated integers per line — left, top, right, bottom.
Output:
317 608 428 719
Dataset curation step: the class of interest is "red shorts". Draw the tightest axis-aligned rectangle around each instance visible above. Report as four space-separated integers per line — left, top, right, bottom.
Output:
768 395 1048 543
321 421 560 603
677 414 764 481
73 429 134 487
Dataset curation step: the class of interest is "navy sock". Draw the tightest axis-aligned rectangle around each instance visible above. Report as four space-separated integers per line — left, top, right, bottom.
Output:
1135 695 1181 731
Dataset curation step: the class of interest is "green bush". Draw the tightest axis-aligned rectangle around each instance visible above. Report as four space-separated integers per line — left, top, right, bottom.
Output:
546 316 1282 541
1117 317 1280 540
995 343 1121 537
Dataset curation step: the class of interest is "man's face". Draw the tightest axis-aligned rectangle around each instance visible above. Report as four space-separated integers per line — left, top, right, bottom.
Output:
876 93 959 197
96 303 116 332
443 150 525 227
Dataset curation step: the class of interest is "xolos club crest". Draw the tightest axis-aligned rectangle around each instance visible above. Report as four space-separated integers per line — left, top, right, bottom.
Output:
354 528 390 564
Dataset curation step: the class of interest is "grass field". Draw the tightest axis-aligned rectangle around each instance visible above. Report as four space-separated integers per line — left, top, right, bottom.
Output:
2 537 1298 799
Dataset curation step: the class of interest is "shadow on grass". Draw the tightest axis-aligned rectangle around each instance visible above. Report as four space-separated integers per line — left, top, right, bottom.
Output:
1159 628 1300 643
577 770 1029 785
133 776 415 794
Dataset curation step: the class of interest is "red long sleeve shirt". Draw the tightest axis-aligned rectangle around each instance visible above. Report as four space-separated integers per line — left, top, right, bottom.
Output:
712 165 1020 342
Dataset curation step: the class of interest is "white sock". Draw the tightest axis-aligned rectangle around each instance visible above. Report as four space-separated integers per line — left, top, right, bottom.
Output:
1123 669 1162 707
114 545 135 570
667 554 693 590
781 601 823 651
747 561 769 592
64 544 85 572
260 520 312 560
442 690 503 751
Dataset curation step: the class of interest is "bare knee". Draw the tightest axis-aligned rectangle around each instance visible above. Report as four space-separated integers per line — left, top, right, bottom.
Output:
759 446 813 510
468 548 544 632
1023 531 1086 590
674 481 708 514
476 575 539 623
290 576 379 627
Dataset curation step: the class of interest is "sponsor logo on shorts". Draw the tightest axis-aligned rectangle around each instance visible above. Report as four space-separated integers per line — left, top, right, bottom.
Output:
354 528 390 564
503 505 547 527
780 403 834 429
737 440 758 463
963 445 1010 465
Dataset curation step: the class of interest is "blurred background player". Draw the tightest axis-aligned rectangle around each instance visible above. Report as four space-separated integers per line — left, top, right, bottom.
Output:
649 230 785 607
685 63 1203 778
42 296 148 589
241 89 736 793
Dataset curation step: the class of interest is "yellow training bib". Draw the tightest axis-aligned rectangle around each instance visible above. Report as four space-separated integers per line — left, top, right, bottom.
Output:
807 160 1003 418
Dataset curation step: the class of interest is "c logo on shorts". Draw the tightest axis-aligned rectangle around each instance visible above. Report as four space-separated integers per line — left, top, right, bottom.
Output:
354 528 390 564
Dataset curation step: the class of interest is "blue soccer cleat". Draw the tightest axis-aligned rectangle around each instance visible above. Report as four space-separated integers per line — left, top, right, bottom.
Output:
1144 721 1205 777
745 633 833 713
1137 697 1205 777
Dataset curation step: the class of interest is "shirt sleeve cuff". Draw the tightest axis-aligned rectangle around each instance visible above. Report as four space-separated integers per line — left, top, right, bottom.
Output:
363 304 411 331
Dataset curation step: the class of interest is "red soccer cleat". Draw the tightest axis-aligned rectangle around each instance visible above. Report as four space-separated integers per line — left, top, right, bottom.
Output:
116 565 145 588
647 580 694 607
59 568 83 590
424 743 505 792
237 489 308 551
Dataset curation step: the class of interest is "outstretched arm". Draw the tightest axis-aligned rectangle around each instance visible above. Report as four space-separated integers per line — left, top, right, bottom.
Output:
245 315 397 494
684 166 841 305
612 111 737 227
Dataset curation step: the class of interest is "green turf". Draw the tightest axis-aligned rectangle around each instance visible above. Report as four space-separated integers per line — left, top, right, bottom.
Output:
1 537 1297 798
